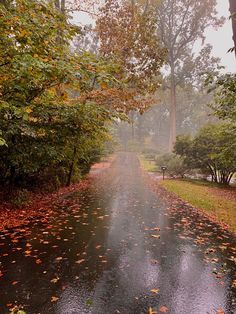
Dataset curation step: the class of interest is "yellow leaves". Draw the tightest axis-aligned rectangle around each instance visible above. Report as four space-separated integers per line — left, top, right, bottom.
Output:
25 107 32 114
101 82 108 89
19 29 28 38
148 307 157 314
150 289 159 294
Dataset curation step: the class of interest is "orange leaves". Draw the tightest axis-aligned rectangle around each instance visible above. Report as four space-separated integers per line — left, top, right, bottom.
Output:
216 310 224 314
11 281 18 285
75 259 85 264
148 307 157 314
150 289 159 294
35 258 42 264
51 296 59 303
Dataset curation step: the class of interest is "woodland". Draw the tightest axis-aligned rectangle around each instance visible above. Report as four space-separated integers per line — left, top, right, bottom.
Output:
0 1 236 314
0 0 235 193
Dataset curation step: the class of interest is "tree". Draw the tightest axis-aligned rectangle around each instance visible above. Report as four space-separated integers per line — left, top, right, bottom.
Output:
95 0 166 113
174 124 236 185
156 0 224 151
0 0 125 188
207 73 236 123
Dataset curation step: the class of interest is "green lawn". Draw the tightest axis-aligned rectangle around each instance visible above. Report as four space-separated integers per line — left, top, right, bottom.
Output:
139 155 158 172
160 179 236 233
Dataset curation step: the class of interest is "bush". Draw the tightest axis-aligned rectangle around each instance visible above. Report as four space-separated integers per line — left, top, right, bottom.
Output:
156 153 189 178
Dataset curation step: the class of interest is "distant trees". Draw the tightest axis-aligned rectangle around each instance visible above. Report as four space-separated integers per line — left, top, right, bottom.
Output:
207 73 236 123
96 0 166 113
155 0 223 150
175 124 236 185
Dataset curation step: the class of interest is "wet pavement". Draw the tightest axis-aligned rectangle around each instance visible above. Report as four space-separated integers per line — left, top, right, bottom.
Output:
0 153 235 314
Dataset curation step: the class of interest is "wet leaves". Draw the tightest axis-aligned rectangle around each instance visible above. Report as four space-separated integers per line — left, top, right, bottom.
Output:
151 234 160 239
148 307 157 314
159 306 169 313
51 296 59 303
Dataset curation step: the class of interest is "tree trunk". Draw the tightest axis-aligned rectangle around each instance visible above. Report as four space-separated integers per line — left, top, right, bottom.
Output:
169 62 177 152
66 146 77 186
229 0 236 57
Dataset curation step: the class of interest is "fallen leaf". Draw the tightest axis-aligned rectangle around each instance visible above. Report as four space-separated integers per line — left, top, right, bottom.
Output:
151 235 160 239
159 306 169 313
12 281 18 285
50 277 60 284
75 259 85 264
51 296 59 303
35 258 42 264
148 307 157 314
150 289 159 294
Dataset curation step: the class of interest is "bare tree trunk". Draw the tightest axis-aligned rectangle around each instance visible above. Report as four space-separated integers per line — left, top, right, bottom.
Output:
169 62 177 152
67 146 77 186
229 0 236 57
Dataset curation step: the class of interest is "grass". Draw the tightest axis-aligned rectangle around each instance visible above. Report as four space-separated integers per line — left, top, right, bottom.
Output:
160 179 236 232
139 155 159 172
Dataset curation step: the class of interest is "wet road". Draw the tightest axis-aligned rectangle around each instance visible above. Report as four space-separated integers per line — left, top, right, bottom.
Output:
0 153 236 314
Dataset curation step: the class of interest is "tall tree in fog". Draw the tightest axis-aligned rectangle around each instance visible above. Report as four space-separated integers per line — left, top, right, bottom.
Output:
156 0 223 151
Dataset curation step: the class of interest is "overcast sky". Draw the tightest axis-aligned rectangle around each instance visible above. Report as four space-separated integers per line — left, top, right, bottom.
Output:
73 0 235 72
206 0 235 72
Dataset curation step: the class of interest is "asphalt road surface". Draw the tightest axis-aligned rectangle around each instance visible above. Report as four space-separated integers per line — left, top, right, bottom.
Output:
0 153 235 314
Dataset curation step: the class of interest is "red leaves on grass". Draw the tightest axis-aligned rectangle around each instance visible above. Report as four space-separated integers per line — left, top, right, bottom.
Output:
0 178 92 232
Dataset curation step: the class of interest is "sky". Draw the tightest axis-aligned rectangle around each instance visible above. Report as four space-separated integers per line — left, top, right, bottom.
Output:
73 0 235 73
206 0 235 72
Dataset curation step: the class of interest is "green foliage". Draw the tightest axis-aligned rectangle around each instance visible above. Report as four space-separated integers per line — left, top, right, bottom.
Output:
174 124 236 185
207 73 236 123
156 153 189 178
0 0 125 190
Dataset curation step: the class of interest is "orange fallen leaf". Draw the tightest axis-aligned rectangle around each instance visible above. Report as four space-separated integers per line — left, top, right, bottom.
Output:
75 259 85 264
151 235 160 239
148 307 157 314
50 277 60 284
12 281 18 285
35 258 42 264
150 289 159 294
51 296 59 303
159 306 169 313
216 310 224 314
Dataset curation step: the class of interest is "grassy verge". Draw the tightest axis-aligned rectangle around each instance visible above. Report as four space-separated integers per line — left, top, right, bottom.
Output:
139 155 158 172
160 179 236 232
